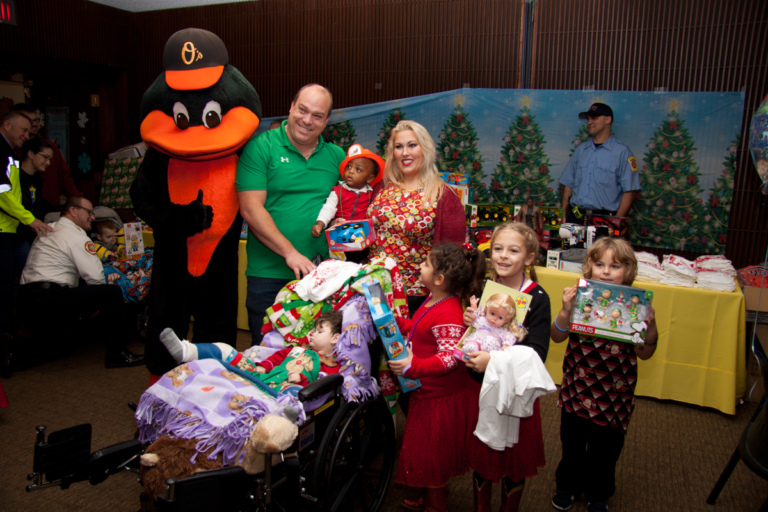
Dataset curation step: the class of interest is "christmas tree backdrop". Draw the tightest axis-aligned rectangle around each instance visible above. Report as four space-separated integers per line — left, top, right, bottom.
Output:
254 89 744 253
376 108 406 157
325 120 357 154
704 137 738 254
629 101 710 252
488 97 558 206
435 98 490 202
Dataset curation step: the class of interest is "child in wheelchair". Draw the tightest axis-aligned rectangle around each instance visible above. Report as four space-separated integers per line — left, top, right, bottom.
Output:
159 310 343 392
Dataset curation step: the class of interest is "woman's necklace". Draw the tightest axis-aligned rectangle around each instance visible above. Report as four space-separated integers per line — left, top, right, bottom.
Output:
406 293 455 345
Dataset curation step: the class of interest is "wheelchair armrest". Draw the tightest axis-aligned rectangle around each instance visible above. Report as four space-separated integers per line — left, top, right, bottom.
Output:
298 373 343 402
88 439 143 485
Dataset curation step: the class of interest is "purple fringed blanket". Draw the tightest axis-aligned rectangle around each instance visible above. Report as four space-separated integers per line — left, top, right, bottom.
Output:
136 359 303 466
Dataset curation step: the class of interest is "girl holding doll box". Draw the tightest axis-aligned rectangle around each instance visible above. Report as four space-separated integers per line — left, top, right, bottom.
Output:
462 223 552 512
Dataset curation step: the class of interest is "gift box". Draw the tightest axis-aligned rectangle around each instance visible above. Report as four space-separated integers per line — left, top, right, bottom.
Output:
569 279 654 344
124 222 145 259
362 280 421 393
476 204 511 227
325 219 375 252
540 206 564 228
465 204 478 227
450 185 470 205
586 214 629 237
440 172 469 186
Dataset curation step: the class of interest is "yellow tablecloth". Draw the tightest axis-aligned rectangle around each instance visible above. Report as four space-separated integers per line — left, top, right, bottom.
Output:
142 232 251 331
536 266 747 415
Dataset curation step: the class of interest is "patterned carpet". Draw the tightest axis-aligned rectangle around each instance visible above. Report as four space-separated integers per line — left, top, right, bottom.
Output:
0 329 764 512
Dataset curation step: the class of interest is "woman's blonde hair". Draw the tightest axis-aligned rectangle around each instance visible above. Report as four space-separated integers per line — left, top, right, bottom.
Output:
384 120 446 206
582 237 638 285
488 222 539 283
484 293 527 340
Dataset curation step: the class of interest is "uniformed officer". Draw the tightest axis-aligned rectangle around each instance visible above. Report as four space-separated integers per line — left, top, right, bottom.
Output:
559 103 640 224
14 197 144 369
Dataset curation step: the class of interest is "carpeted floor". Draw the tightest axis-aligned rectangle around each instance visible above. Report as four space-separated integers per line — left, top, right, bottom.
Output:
0 329 765 512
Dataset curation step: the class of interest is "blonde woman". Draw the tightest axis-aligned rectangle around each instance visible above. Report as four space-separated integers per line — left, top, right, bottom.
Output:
367 120 466 313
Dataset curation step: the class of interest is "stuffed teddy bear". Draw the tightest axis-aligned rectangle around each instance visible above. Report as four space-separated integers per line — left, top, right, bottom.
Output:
139 414 298 500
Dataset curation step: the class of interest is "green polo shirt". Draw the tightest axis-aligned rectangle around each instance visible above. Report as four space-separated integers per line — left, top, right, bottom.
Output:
236 122 344 279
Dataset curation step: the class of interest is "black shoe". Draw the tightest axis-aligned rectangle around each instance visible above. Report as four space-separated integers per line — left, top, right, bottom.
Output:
104 349 145 369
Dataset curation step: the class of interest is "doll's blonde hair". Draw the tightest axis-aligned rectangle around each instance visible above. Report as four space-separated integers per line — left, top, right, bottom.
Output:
484 293 528 340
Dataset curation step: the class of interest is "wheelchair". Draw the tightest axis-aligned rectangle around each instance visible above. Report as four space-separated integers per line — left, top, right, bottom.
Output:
26 317 396 512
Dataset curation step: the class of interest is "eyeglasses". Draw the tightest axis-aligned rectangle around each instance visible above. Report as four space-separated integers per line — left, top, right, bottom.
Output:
36 153 52 162
72 205 95 217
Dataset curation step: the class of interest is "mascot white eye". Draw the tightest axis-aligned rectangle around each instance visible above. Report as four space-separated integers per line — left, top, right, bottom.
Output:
203 101 222 129
172 102 190 130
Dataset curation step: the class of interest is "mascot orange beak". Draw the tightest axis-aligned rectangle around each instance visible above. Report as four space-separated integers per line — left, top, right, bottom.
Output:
140 107 260 161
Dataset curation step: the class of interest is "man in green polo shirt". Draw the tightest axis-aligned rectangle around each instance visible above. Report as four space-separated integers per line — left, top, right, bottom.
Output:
236 84 345 346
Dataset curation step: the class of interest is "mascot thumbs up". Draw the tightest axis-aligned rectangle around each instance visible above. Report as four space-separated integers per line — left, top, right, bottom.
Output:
131 28 261 380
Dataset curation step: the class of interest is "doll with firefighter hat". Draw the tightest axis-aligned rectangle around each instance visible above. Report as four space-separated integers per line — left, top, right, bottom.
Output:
130 27 262 382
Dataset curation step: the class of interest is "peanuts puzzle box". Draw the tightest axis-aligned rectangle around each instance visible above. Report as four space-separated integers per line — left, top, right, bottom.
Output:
569 279 654 344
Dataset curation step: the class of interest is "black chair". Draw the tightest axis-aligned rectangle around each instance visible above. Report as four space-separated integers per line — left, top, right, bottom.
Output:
707 338 768 510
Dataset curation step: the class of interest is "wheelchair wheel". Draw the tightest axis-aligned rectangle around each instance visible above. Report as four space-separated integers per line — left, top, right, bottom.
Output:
310 399 395 512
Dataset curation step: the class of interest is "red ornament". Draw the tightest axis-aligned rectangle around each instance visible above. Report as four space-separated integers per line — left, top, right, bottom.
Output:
451 132 457 139
697 198 703 203
333 130 338 136
657 180 662 185
517 135 523 142
656 219 663 226
663 141 670 149
513 171 518 176
722 169 728 175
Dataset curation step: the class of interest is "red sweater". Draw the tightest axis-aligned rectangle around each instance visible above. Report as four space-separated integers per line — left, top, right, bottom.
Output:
396 295 468 398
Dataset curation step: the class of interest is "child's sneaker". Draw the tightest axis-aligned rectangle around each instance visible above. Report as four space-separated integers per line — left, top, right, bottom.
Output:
587 502 609 512
551 491 576 511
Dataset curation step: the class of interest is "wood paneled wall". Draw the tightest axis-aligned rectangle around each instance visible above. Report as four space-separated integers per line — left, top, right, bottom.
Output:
2 0 766 266
532 0 768 267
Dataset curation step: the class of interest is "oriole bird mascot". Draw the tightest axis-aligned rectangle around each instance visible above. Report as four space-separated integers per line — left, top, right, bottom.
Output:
130 28 261 381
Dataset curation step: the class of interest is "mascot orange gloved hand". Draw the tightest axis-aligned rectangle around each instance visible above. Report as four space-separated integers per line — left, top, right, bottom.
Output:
130 28 261 380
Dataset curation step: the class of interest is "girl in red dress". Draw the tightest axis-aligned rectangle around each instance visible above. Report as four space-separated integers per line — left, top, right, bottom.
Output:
463 223 552 512
389 243 486 512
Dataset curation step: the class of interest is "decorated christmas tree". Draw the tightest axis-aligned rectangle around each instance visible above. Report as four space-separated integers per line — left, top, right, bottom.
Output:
569 123 591 157
376 108 406 157
629 100 709 252
435 97 490 202
325 120 357 153
487 98 558 206
705 137 738 254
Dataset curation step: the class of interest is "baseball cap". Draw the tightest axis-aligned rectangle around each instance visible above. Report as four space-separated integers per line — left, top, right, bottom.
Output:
339 144 385 186
578 103 613 119
163 28 229 91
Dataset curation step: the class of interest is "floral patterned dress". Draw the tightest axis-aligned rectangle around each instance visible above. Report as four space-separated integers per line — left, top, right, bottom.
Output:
367 184 436 297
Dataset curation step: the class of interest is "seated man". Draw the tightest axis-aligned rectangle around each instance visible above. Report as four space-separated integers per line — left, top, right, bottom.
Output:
15 197 144 369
